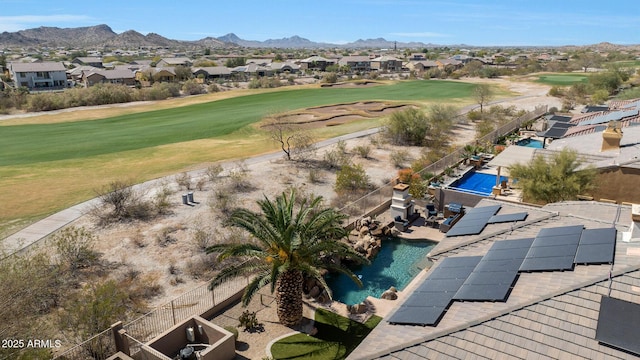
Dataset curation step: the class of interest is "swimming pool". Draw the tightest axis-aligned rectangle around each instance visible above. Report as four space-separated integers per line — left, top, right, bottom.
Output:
516 138 544 148
326 238 436 305
449 171 507 196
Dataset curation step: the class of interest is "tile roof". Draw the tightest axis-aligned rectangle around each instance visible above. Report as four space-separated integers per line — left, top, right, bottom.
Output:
348 200 640 360
9 61 66 72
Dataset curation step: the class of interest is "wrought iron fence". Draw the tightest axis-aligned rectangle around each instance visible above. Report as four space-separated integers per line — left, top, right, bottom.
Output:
54 277 247 359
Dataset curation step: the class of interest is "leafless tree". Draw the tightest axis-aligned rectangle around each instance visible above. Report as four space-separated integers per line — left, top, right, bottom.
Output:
264 113 315 161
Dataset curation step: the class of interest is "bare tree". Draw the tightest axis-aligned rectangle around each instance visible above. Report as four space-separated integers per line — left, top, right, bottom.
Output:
474 83 493 113
264 113 315 161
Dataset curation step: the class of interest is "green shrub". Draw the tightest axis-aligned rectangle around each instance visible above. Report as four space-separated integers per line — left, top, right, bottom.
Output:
335 163 370 194
238 310 260 331
224 325 239 342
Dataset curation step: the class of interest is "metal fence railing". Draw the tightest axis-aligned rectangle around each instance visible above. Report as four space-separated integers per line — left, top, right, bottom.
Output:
338 105 547 225
53 328 116 360
54 276 248 359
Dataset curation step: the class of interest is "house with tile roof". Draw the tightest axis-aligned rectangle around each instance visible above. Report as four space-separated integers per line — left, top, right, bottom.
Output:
371 56 402 72
71 56 103 68
82 68 136 87
298 56 336 71
156 57 193 67
8 61 69 91
338 56 373 72
348 198 640 360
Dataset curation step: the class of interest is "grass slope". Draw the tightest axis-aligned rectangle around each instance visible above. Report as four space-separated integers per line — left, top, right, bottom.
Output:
536 73 588 86
0 80 477 233
270 308 382 360
0 81 474 166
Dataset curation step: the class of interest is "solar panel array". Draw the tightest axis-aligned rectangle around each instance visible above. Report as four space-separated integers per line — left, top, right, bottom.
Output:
574 227 617 264
488 212 528 224
577 109 639 126
520 225 584 272
596 296 640 356
454 238 534 301
445 205 501 237
388 256 482 326
388 224 618 327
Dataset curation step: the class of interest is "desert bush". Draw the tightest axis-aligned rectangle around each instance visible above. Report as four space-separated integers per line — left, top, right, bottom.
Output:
208 83 220 93
53 226 100 274
323 72 338 84
210 188 238 222
156 225 181 247
182 79 204 95
228 170 255 192
354 144 372 159
185 253 217 280
390 149 411 168
153 183 174 215
176 172 193 190
70 280 128 335
307 168 324 183
192 226 214 251
335 163 371 194
205 164 224 182
93 180 156 224
383 107 429 145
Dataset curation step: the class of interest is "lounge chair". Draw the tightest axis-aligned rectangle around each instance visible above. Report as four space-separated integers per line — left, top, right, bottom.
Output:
425 204 438 218
394 215 409 232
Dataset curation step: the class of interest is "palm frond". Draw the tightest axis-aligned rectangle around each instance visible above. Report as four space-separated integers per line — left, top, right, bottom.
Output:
206 242 265 260
241 272 272 306
208 260 268 290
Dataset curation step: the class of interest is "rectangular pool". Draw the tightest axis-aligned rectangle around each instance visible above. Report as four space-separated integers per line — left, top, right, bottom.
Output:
448 171 507 196
516 138 544 148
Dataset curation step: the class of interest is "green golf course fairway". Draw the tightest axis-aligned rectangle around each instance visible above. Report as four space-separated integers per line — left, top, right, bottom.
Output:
0 80 480 235
536 73 588 86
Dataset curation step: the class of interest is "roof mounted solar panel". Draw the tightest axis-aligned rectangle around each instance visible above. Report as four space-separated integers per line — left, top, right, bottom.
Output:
578 109 639 126
388 256 481 326
519 225 583 272
575 227 617 265
445 205 501 237
596 296 640 356
488 212 528 224
454 238 533 302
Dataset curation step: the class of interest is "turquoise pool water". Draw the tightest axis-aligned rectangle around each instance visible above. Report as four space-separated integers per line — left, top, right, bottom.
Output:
516 138 544 148
326 238 436 305
449 171 507 196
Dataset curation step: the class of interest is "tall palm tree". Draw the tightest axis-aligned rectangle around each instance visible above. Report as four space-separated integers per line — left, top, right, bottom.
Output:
207 190 369 327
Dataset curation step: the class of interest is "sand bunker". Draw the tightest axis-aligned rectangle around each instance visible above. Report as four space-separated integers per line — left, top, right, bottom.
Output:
263 101 415 129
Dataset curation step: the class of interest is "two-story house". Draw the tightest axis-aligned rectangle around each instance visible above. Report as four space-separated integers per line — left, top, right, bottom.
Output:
8 61 69 91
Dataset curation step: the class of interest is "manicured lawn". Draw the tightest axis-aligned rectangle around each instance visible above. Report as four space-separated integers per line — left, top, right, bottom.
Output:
270 308 382 360
0 80 480 233
0 80 475 167
536 73 588 86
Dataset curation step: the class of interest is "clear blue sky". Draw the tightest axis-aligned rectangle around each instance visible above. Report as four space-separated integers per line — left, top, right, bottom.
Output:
0 0 638 46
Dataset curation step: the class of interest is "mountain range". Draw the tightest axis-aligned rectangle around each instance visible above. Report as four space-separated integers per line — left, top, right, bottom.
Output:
0 24 635 51
0 24 443 49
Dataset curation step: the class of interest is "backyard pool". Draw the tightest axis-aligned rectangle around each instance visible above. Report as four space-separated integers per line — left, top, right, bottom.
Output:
326 238 436 305
449 171 507 196
516 138 544 148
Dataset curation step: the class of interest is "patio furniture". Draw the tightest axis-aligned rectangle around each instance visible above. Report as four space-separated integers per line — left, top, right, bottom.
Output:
439 213 462 233
394 215 409 232
426 204 438 218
